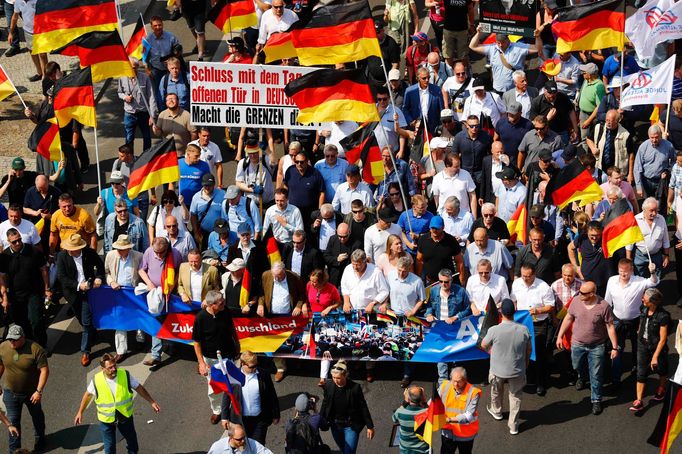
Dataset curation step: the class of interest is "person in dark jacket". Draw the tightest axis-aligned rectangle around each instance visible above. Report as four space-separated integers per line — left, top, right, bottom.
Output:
282 230 324 279
323 223 359 287
220 350 281 445
320 360 374 454
55 233 104 367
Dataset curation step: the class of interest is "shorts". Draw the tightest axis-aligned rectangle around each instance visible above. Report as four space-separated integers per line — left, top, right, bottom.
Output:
24 30 33 51
182 0 207 33
442 28 468 61
636 345 668 382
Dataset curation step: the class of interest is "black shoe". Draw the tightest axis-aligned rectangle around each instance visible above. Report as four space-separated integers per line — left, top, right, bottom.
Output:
34 435 46 452
5 46 19 57
28 74 41 82
536 386 547 396
576 379 588 391
592 402 603 415
169 9 181 20
192 45 198 54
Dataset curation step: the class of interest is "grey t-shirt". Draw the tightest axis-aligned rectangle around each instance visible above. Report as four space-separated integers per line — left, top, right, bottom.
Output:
483 320 531 378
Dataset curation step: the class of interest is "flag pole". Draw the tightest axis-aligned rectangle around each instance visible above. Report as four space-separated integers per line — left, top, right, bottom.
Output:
0 63 27 109
93 127 103 194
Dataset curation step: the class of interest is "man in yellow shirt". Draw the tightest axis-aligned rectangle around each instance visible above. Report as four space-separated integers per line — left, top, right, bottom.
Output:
49 193 97 255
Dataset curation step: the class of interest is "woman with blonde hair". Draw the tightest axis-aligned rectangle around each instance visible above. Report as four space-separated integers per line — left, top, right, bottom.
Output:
375 234 410 276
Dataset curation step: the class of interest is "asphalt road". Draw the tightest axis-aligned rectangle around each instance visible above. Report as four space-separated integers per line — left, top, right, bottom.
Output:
0 1 680 453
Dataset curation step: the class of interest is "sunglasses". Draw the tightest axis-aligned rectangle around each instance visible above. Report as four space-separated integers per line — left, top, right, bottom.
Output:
455 72 466 76
162 199 174 204
166 224 178 228
352 209 363 214
483 213 494 218
293 240 305 244
535 126 546 131
439 279 451 284
9 239 21 245
389 192 400 196
295 160 307 164
115 209 127 214
338 234 349 238
467 124 480 129
442 119 453 124
272 4 283 8
377 97 389 101
478 271 490 275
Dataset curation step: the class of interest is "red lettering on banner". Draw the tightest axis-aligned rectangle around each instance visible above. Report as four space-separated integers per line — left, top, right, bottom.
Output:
233 315 309 339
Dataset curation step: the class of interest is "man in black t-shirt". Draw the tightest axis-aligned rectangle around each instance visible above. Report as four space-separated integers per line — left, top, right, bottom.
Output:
442 0 475 68
192 290 240 425
0 158 38 206
416 215 466 285
568 222 614 296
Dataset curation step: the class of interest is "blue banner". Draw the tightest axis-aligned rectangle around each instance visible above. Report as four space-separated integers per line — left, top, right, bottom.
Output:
410 311 536 363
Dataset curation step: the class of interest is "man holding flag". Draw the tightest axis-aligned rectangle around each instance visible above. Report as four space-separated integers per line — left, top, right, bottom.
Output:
438 366 481 452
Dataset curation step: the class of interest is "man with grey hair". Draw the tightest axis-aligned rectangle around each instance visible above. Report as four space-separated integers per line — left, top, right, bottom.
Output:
634 124 675 200
481 299 531 434
193 290 240 424
438 366 481 451
442 195 474 246
392 385 428 453
626 197 670 278
208 423 273 454
577 62 606 140
340 249 389 313
103 198 149 255
586 110 634 179
468 202 511 245
310 203 343 251
503 70 538 119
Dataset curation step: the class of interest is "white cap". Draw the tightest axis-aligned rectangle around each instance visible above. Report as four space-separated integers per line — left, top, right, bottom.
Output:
388 69 401 81
429 137 449 149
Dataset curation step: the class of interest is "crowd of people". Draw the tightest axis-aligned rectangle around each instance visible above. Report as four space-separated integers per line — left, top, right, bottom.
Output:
0 0 681 452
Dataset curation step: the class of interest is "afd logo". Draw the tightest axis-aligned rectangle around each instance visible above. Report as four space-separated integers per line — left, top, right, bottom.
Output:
645 6 678 28
630 71 653 89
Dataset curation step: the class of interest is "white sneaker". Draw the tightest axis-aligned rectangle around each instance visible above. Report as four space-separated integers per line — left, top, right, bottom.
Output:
509 427 519 435
487 405 503 421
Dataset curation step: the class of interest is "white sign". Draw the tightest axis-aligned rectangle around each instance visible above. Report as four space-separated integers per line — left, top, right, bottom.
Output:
625 0 673 60
189 62 322 130
620 55 675 108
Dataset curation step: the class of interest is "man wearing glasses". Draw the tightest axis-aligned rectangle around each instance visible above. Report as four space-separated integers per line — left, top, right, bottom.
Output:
162 215 196 261
403 67 445 135
442 62 472 118
517 114 563 172
556 281 619 415
283 151 325 234
452 115 492 196
210 423 273 454
375 86 408 159
255 0 298 56
103 199 149 255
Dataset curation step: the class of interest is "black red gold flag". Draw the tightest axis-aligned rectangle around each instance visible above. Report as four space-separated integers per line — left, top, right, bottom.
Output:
53 67 97 128
544 160 602 210
127 138 180 199
602 198 644 258
53 31 134 82
208 0 257 34
552 0 625 53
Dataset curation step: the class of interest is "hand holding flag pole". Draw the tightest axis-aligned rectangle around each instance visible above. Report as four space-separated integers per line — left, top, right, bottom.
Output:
0 63 27 109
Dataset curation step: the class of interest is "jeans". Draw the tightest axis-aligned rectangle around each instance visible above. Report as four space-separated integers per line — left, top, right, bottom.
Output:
99 417 139 454
123 111 152 151
151 336 163 360
437 362 450 383
634 248 663 279
440 436 474 454
3 388 46 454
330 424 360 454
612 316 639 384
4 1 18 48
242 415 269 446
572 342 606 402
73 295 95 353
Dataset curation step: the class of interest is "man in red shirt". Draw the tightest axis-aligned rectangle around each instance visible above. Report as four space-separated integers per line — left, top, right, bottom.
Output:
405 32 440 84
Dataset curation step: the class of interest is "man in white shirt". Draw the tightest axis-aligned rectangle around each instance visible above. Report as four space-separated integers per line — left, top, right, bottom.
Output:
0 205 40 251
255 0 298 53
441 196 474 246
314 144 349 203
262 188 304 244
189 127 223 188
604 258 658 387
317 121 358 158
331 165 375 215
431 153 477 215
364 205 403 262
466 259 509 315
626 197 670 278
340 249 389 312
464 227 513 280
510 263 555 396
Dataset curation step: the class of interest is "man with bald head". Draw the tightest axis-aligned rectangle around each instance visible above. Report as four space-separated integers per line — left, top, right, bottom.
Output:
481 141 509 204
208 423 273 454
323 222 356 287
23 174 61 250
464 227 513 279
425 51 452 87
556 280 619 415
586 109 634 181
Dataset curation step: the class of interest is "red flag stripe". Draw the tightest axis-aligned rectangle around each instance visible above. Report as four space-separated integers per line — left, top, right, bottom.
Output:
551 170 600 206
552 9 624 43
34 4 118 31
52 86 94 110
78 44 129 66
213 0 256 27
291 80 375 110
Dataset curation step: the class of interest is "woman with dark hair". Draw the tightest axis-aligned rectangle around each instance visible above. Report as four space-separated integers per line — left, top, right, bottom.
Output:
146 189 189 239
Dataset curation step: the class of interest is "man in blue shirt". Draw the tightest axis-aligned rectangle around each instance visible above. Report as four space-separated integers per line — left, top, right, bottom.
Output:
190 174 225 249
178 145 211 204
159 57 190 110
222 185 261 238
602 50 640 86
375 147 417 203
283 151 325 232
314 144 348 203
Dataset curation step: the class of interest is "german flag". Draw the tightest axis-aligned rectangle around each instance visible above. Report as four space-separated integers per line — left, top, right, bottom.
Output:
207 0 257 34
415 382 447 446
263 31 297 63
264 230 281 267
35 218 45 236
52 31 135 83
405 315 430 328
290 0 381 66
552 0 625 53
239 267 251 308
557 293 576 350
284 68 380 124
476 296 500 349
127 138 179 200
53 67 96 128
377 309 398 324
306 320 317 359
0 64 16 101
340 122 384 185
648 380 682 453
125 15 147 61
544 160 602 210
33 0 119 54
602 198 644 258
28 118 62 161
161 247 176 302
507 203 527 245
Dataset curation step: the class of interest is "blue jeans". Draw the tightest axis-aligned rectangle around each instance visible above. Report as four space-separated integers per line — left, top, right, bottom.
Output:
571 342 605 402
123 111 152 151
151 336 163 360
330 424 361 454
99 417 139 454
437 362 450 382
4 1 18 48
3 388 46 454
73 295 95 353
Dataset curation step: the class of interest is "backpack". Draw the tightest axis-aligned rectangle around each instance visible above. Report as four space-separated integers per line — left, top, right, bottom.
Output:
285 414 319 454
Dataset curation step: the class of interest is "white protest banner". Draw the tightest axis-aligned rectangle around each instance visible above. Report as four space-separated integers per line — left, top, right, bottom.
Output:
625 0 672 60
643 0 682 57
189 62 322 130
620 55 675 108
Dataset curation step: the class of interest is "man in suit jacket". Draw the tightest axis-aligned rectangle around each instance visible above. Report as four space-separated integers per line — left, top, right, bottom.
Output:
323 222 357 287
480 141 511 204
104 234 144 362
309 203 343 251
258 261 305 382
402 67 445 135
56 234 104 367
281 230 324 279
503 70 539 120
220 351 280 445
177 249 221 304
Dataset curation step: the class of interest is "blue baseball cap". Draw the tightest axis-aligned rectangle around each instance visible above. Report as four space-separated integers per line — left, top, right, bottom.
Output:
429 215 444 230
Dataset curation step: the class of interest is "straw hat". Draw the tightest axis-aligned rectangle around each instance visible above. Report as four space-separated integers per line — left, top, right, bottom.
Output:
61 233 87 251
112 234 134 250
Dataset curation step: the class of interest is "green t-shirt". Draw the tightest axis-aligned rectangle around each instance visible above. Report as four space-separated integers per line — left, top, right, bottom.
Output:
0 340 48 394
579 79 606 114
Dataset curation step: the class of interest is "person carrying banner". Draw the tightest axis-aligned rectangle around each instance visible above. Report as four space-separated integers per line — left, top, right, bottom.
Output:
74 353 161 454
438 366 481 453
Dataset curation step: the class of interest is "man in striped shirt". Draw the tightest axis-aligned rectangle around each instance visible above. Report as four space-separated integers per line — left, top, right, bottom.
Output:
392 386 429 453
